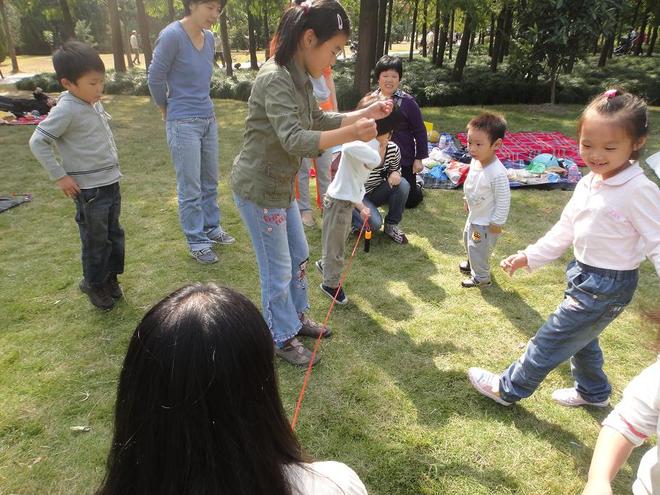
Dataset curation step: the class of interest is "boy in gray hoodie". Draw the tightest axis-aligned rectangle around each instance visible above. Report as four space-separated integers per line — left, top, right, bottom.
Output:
29 41 124 310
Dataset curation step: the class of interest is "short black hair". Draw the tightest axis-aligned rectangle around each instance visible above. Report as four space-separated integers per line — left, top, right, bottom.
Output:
52 41 105 84
374 54 403 80
467 112 507 143
182 0 220 16
376 106 402 136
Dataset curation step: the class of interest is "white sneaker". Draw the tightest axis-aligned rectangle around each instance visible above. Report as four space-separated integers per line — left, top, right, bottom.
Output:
467 367 512 406
551 388 609 408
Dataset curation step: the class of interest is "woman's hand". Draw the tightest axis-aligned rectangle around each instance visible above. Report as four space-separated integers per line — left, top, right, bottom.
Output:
500 253 528 276
412 159 424 174
353 118 377 142
364 99 393 120
388 171 402 187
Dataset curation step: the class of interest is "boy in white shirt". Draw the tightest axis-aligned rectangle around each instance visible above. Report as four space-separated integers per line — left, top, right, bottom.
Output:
460 112 511 288
317 109 402 304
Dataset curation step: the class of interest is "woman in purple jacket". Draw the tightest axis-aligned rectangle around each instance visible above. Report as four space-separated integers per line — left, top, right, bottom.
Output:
372 55 428 208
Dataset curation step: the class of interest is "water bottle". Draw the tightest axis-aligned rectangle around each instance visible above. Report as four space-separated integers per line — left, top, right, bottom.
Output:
567 164 581 183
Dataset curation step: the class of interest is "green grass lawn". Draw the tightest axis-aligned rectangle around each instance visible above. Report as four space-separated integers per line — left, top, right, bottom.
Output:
0 98 658 494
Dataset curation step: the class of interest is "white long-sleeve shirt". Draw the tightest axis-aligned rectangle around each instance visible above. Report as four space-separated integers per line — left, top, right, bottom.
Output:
602 358 660 495
523 163 660 274
285 461 368 495
326 139 381 204
464 157 511 226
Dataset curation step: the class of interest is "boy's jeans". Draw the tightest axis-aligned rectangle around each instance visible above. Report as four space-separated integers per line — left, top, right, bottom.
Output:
321 196 354 288
463 222 500 283
499 261 638 404
74 182 125 287
352 178 410 231
166 117 222 251
297 151 332 212
233 194 309 345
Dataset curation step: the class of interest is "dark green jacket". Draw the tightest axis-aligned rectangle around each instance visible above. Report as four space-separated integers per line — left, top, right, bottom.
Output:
231 58 343 208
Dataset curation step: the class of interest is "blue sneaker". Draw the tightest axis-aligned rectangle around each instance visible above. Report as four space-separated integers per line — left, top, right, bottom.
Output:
320 284 348 305
190 248 218 264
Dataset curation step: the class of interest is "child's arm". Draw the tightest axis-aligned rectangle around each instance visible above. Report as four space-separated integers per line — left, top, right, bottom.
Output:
354 201 371 222
29 106 80 198
489 173 511 234
582 427 634 495
147 28 178 120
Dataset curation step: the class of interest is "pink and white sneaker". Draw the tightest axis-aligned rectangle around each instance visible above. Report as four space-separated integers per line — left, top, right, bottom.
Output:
467 367 512 406
551 388 609 408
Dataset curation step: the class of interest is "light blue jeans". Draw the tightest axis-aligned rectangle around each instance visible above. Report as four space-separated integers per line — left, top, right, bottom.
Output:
499 261 638 404
233 194 309 345
166 117 222 251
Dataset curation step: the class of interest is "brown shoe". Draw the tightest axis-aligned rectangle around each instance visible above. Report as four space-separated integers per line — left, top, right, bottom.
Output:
298 314 332 338
274 338 320 367
105 273 123 299
79 279 114 310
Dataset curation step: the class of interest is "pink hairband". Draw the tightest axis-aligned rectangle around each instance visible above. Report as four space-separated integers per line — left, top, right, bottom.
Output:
603 89 618 99
299 0 311 14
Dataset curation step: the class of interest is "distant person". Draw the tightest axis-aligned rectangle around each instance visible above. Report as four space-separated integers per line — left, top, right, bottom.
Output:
129 30 140 64
213 31 225 68
98 283 368 494
29 41 124 310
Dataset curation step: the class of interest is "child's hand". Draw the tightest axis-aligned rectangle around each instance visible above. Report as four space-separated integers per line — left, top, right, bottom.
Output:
56 175 81 198
365 99 393 120
359 207 371 221
412 159 424 174
582 479 612 495
353 118 377 142
387 171 402 187
489 224 503 234
500 253 528 277
463 200 469 213
159 107 167 121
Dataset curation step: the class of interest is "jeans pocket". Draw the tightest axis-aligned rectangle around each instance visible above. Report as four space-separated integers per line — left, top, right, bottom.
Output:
81 188 99 205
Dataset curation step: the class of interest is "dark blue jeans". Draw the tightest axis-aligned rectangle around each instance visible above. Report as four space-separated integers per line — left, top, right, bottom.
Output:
499 261 638 404
352 178 410 231
74 182 125 287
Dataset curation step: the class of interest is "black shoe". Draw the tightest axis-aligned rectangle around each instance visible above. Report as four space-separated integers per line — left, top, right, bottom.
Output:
79 279 114 310
320 284 348 305
105 273 123 299
459 260 471 273
461 277 492 288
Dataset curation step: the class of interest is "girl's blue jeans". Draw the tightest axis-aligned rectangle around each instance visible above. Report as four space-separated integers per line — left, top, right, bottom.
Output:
233 193 309 346
499 260 638 404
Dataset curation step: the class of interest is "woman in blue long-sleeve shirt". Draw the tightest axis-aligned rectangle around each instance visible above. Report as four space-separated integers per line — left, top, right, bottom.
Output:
148 0 234 264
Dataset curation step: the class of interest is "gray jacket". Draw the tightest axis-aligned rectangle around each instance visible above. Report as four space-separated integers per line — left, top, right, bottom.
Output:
29 91 121 189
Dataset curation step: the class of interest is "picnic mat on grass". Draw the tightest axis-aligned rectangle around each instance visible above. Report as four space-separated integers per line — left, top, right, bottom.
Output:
456 131 585 167
0 194 32 213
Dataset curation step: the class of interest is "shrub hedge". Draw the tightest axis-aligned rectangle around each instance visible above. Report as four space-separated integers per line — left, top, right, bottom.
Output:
15 55 658 108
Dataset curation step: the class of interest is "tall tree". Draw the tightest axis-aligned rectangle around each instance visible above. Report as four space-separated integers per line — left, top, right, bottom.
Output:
0 0 17 73
448 7 454 60
435 11 449 66
135 0 152 67
59 0 76 41
634 7 650 55
167 0 175 22
452 12 472 81
385 0 394 54
219 0 233 76
432 0 441 63
409 0 419 61
107 0 127 72
375 0 388 61
355 0 378 95
421 0 428 57
263 1 271 60
246 0 259 70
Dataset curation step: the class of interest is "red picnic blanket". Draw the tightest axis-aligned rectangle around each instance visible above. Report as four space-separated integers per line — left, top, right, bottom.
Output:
0 114 48 125
457 131 585 167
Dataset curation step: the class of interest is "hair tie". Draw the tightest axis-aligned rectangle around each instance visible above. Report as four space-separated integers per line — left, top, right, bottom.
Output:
603 89 618 99
337 13 343 30
299 0 311 14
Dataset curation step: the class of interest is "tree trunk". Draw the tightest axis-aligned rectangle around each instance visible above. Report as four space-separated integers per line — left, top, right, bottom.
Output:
355 0 378 95
646 25 657 56
59 0 76 41
432 0 440 64
550 70 557 104
502 4 513 57
452 13 472 81
219 0 233 76
409 0 419 61
634 9 649 55
598 35 614 67
107 0 127 72
167 0 175 22
488 12 495 57
375 0 388 61
421 0 428 57
246 2 259 70
448 8 454 60
436 12 449 67
630 0 642 30
385 0 393 54
469 30 475 51
490 6 505 72
135 0 152 68
263 3 270 60
565 36 578 73
0 0 18 73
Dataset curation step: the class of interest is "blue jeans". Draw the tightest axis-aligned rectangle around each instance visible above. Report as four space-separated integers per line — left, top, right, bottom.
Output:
233 194 309 345
352 178 410 231
74 182 125 287
499 261 638 404
166 117 222 251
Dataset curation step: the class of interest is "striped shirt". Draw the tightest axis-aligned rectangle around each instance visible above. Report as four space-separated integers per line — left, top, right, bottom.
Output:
364 141 401 194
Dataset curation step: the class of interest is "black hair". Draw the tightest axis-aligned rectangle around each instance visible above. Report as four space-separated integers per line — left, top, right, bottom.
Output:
182 0 220 16
52 41 105 84
376 106 402 136
374 54 403 80
98 284 305 495
467 112 507 143
274 0 350 67
577 88 649 160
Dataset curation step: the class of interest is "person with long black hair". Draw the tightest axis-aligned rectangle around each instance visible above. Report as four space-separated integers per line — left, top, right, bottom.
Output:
98 283 367 494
